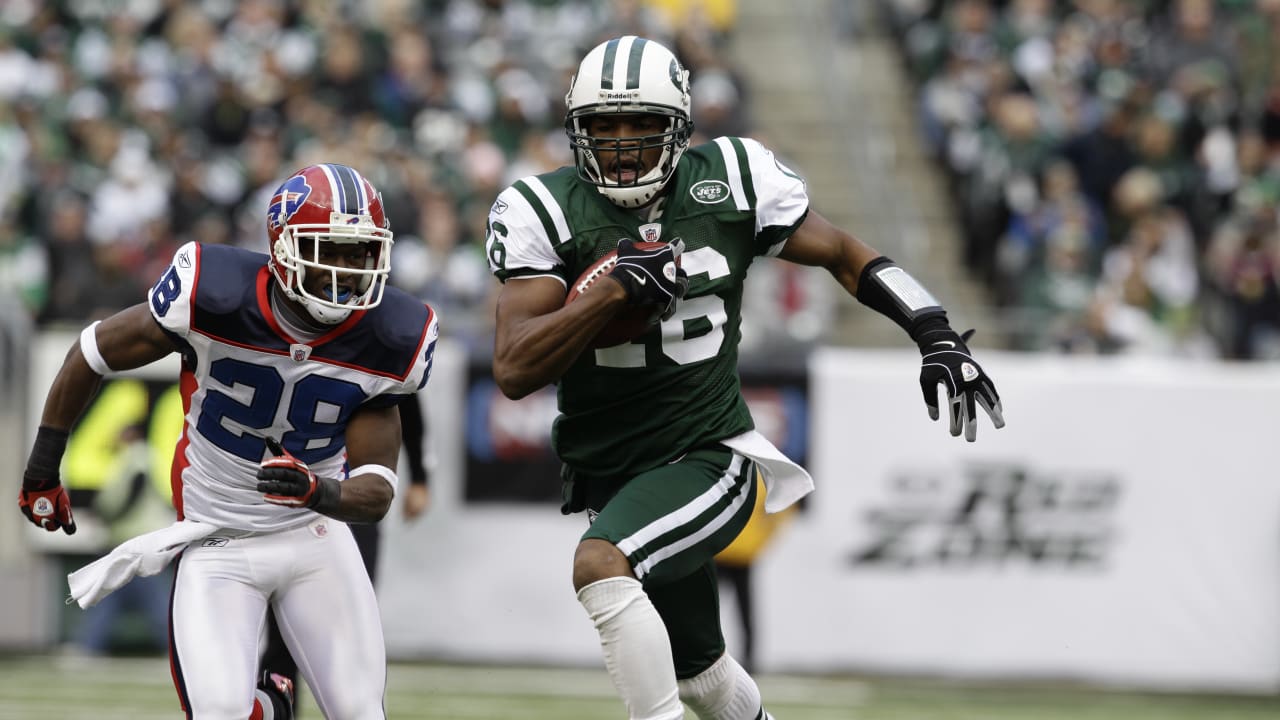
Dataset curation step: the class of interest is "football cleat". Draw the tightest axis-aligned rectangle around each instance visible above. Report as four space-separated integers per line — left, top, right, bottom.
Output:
255 670 295 720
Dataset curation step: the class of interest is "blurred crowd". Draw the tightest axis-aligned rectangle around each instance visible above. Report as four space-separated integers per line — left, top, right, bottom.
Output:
0 0 749 353
887 0 1280 359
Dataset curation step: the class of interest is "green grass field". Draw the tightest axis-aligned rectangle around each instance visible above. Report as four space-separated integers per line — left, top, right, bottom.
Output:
0 655 1275 719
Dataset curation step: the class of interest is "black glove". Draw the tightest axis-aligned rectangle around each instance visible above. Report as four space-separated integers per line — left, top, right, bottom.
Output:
256 437 340 512
608 239 689 320
915 323 1005 442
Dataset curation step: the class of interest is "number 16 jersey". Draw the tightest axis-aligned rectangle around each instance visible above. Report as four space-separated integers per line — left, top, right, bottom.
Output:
486 136 808 478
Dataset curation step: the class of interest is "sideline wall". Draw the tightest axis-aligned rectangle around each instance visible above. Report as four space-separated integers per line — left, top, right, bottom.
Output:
20 334 1280 692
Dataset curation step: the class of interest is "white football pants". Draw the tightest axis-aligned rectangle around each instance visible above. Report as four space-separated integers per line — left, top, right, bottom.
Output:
170 518 386 719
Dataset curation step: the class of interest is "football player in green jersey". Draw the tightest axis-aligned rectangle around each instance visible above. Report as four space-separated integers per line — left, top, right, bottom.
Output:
485 35 1005 720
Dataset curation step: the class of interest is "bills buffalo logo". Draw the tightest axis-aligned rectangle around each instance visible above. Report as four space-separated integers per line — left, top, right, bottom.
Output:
268 175 313 231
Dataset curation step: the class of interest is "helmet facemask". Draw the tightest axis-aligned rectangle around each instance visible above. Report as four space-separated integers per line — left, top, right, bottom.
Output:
566 105 693 208
272 213 393 325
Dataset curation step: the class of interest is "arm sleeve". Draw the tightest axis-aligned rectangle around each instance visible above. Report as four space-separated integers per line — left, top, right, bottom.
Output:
398 394 428 486
740 138 809 257
148 241 202 338
485 181 568 285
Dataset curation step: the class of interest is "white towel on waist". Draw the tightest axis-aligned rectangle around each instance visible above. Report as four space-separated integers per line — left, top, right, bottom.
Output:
721 429 814 513
67 520 217 609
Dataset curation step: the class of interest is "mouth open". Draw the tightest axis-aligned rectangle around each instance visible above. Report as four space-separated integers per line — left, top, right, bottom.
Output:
610 158 644 184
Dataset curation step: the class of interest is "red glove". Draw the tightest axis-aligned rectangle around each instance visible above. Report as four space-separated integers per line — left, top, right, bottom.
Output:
18 485 77 535
256 437 339 511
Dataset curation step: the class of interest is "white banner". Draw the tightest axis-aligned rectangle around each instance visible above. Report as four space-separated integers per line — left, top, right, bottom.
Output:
25 332 1280 691
760 349 1280 692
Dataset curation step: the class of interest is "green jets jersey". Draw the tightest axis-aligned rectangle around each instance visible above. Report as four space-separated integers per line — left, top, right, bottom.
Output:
486 136 809 478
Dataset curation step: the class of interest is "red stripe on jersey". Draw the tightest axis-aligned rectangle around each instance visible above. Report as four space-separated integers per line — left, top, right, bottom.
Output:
187 243 202 336
254 266 366 346
170 366 198 520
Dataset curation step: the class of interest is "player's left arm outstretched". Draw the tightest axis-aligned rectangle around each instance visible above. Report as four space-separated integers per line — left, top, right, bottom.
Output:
256 403 402 523
19 303 179 533
779 210 1005 441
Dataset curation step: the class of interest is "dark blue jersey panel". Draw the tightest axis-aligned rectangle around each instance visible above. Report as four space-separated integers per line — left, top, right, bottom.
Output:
310 287 432 379
189 244 431 379
190 245 286 351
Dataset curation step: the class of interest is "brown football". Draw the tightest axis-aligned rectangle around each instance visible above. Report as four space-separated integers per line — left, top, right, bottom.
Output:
564 242 670 348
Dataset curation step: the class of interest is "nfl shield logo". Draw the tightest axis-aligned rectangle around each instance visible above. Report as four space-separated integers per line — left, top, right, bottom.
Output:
639 223 661 242
290 344 312 362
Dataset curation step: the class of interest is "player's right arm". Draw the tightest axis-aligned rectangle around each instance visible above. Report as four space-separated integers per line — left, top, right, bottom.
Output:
39 303 178 430
486 183 631 399
492 275 627 399
19 303 178 534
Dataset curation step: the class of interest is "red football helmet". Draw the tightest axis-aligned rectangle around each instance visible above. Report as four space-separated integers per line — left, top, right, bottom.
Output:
266 164 394 324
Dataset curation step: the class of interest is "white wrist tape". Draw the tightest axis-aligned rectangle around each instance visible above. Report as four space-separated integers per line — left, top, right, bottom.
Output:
349 464 399 495
79 321 112 375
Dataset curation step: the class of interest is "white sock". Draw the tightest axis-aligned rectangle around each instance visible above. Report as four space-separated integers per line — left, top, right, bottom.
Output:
578 577 684 720
678 653 769 720
252 691 275 720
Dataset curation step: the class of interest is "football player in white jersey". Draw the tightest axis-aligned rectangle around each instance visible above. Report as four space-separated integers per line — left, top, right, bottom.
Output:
19 163 439 719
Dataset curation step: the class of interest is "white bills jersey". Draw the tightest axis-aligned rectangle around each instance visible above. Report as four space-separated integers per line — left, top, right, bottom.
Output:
147 241 438 532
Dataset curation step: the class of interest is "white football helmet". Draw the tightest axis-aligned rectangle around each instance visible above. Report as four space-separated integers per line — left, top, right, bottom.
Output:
565 36 694 208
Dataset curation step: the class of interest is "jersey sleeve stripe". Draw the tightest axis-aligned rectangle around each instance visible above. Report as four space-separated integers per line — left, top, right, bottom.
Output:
513 180 559 246
714 137 751 212
516 176 571 245
727 137 757 209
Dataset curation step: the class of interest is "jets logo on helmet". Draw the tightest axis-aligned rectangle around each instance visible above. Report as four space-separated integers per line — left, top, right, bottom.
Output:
266 164 394 325
565 36 694 208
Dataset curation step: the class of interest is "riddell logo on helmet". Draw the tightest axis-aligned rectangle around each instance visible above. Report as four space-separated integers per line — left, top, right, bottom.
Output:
598 90 640 101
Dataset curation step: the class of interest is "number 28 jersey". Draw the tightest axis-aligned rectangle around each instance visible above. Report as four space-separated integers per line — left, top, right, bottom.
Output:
148 241 438 531
486 137 808 478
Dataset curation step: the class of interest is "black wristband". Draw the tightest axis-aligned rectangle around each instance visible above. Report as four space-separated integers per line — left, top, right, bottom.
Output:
23 426 70 491
911 315 960 350
855 256 947 337
309 476 342 516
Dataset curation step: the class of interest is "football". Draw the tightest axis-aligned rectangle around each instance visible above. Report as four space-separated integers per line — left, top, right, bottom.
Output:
564 242 670 348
